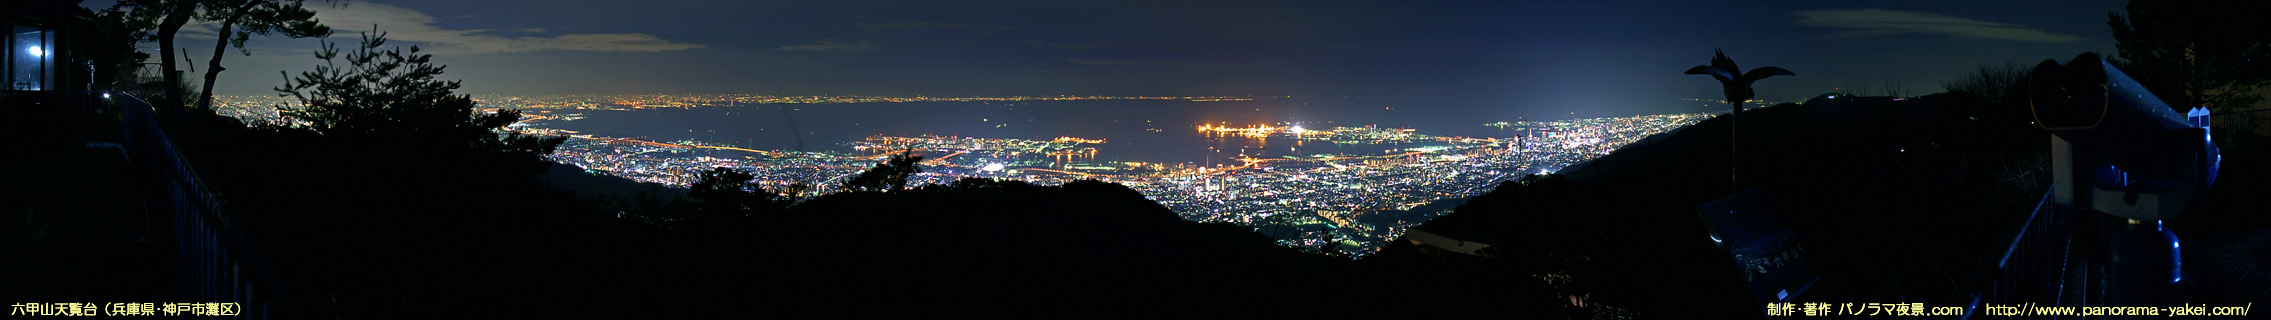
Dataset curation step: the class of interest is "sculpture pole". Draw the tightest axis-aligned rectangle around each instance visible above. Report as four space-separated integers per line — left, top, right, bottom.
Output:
1684 48 1793 191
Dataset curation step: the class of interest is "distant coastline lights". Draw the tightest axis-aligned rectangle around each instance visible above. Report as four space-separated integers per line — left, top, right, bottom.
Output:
1196 124 1281 137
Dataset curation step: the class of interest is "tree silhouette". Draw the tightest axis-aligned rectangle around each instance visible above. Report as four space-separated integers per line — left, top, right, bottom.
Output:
113 0 330 112
83 7 156 91
112 0 200 108
1943 62 2033 107
839 150 924 192
688 167 778 215
272 28 564 156
1685 48 1793 188
191 0 331 112
1319 232 1350 259
2108 0 2271 113
782 181 813 203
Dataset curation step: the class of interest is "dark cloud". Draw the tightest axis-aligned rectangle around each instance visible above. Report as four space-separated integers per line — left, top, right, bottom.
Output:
1046 40 1153 51
307 1 705 54
776 40 880 53
1793 9 2084 43
857 21 1017 32
1065 58 1251 69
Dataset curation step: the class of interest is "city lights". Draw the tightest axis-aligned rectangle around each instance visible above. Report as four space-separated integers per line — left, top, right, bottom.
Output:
195 93 1707 256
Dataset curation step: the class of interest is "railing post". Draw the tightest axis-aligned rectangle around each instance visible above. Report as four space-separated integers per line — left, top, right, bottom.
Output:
111 91 292 318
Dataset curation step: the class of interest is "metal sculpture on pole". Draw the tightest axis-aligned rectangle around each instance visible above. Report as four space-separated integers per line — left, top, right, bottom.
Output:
1686 49 1795 189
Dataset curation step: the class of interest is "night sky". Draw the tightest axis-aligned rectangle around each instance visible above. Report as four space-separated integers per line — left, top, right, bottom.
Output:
97 0 2124 113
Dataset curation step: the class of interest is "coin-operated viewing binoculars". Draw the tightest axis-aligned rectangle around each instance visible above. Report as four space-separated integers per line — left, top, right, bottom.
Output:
2030 52 2219 304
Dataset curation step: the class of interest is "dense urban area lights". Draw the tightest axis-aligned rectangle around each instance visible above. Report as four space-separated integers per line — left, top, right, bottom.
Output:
190 93 1709 256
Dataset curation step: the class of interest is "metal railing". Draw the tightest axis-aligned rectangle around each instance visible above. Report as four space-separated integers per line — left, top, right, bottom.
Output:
108 91 292 318
1963 190 2073 319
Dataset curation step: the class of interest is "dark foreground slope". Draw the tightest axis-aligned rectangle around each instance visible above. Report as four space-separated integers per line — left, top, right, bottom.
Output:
1373 93 2057 317
757 181 1340 314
